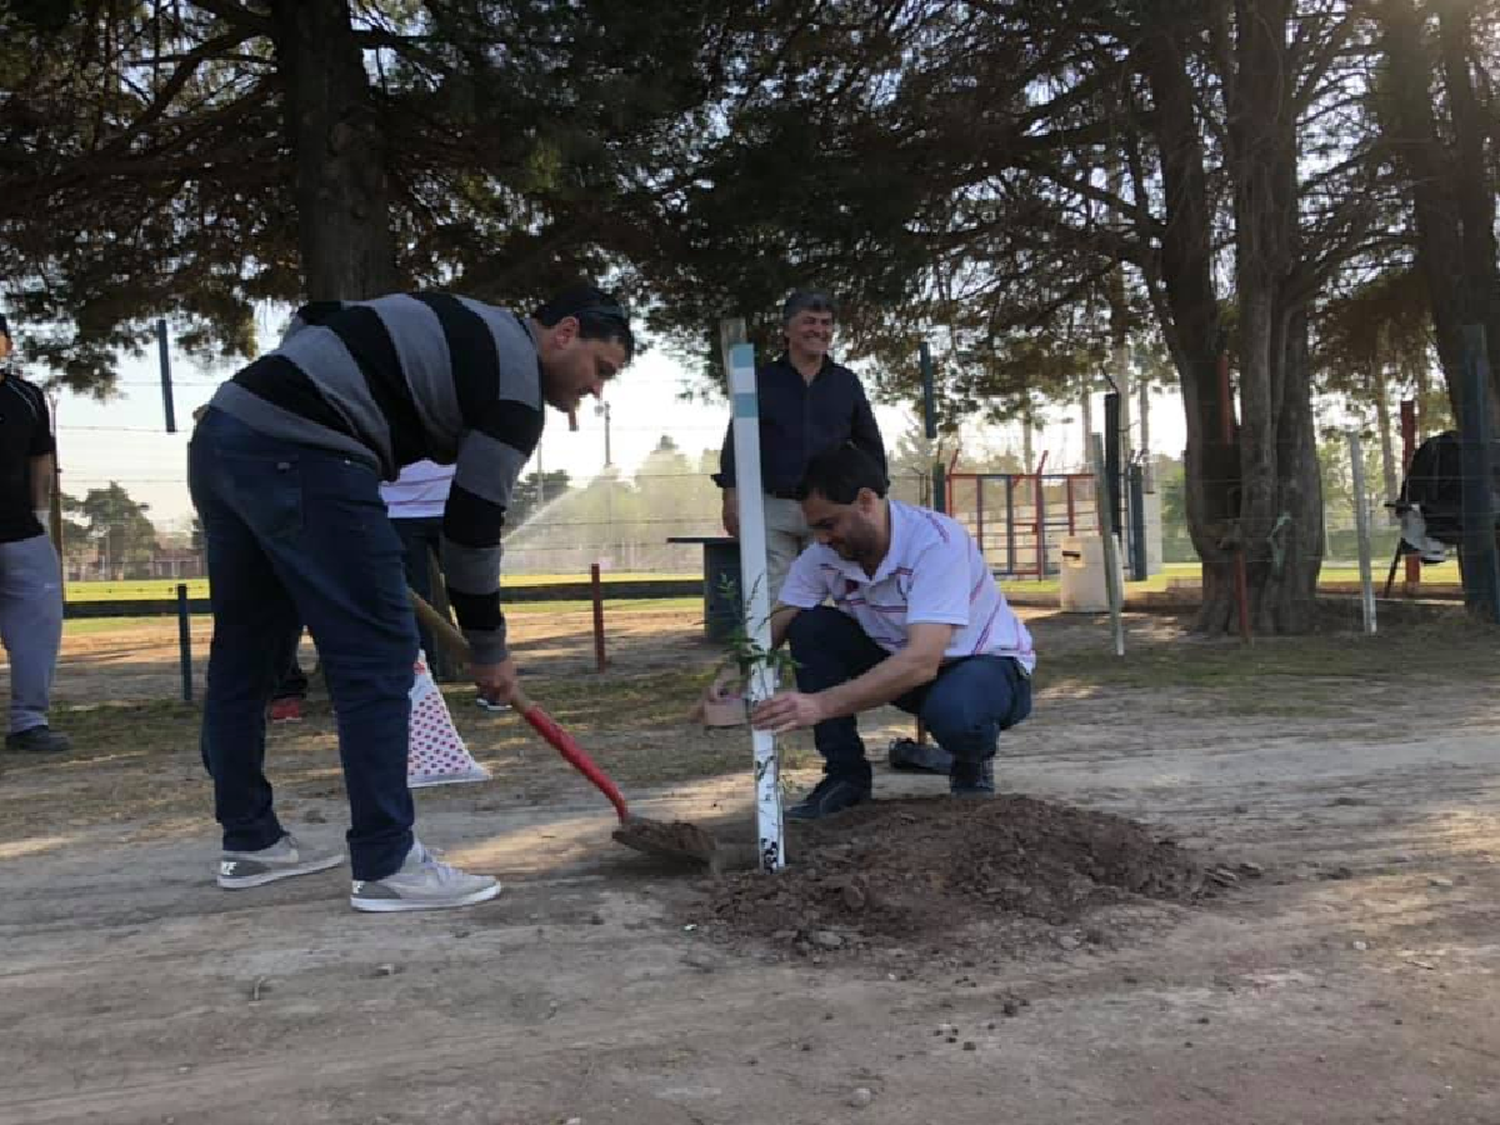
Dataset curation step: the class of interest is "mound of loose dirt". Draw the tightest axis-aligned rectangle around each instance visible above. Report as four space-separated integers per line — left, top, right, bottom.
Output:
701 795 1224 955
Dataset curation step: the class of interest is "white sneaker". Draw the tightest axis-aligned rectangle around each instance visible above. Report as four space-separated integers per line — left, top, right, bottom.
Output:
217 833 344 889
350 840 502 913
408 763 492 790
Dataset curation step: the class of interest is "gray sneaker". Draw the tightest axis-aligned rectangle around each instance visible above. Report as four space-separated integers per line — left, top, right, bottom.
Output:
949 758 996 798
350 840 501 913
217 833 344 889
6 726 71 753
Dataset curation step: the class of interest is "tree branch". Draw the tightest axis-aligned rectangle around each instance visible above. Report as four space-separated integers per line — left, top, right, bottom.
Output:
1293 7 1364 116
185 0 271 33
352 28 448 73
1019 160 1158 233
103 28 262 157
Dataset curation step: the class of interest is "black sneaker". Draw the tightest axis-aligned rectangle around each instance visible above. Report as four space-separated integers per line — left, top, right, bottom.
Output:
786 775 871 820
6 726 71 753
949 758 995 798
887 737 954 774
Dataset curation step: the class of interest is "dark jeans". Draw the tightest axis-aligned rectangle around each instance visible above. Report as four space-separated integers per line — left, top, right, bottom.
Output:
786 605 1032 787
188 409 417 880
271 511 444 699
393 515 444 665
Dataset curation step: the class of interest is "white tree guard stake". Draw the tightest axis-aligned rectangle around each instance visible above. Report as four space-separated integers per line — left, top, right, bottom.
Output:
721 319 786 872
1348 430 1378 635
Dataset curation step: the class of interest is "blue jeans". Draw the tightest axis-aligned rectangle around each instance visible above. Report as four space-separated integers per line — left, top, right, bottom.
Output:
786 605 1032 787
393 516 445 668
188 409 417 880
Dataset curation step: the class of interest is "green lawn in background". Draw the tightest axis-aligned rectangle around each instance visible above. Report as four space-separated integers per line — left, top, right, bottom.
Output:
61 560 1462 606
998 559 1462 598
62 573 699 602
61 597 704 637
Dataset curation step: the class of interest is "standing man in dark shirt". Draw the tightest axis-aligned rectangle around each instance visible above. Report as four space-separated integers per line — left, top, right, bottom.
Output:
189 285 633 913
714 291 886 601
0 314 70 755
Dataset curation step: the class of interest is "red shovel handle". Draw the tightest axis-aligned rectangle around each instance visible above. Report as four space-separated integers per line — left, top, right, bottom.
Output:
511 687 632 825
406 589 632 824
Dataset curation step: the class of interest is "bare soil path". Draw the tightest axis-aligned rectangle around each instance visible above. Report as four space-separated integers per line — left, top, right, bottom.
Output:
2 605 1498 1124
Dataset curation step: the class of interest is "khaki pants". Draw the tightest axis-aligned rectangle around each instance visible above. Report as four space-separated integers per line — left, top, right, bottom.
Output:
763 494 811 605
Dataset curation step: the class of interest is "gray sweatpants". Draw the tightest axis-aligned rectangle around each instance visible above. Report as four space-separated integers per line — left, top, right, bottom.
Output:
0 534 63 734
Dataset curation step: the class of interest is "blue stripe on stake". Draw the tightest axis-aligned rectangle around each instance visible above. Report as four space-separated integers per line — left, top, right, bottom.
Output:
733 392 759 419
730 342 755 375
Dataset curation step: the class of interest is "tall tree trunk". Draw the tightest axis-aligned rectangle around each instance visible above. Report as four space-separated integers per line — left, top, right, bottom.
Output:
1378 0 1500 611
1134 27 1236 631
1436 0 1500 417
1376 0 1483 422
268 0 400 300
1228 0 1322 632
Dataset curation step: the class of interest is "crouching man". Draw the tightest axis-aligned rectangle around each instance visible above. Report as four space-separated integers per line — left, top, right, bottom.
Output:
751 444 1034 819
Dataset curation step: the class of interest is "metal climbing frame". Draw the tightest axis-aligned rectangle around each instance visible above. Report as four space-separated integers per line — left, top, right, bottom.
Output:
946 468 1102 579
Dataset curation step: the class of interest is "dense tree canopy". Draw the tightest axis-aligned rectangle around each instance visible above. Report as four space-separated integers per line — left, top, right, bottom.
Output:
2 0 1496 629
0 0 745 390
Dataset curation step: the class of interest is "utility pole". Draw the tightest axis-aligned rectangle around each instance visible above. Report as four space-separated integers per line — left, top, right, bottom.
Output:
596 401 613 468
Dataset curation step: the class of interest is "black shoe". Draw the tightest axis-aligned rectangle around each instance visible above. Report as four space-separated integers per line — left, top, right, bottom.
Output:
786 775 871 820
6 726 71 753
949 758 995 798
887 737 954 774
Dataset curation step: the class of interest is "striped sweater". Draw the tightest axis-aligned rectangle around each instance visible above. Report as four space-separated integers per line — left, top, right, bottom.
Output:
208 294 543 663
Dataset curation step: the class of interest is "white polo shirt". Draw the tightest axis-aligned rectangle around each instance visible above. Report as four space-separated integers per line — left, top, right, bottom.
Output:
779 499 1036 673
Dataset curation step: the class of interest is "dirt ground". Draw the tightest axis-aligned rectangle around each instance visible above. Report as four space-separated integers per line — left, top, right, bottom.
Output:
3 600 1500 1125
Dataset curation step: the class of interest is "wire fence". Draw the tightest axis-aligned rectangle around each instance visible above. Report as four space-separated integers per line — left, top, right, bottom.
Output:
43 409 1499 603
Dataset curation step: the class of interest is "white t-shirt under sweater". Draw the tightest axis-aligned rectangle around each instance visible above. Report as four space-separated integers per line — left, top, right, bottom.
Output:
379 459 455 521
779 499 1036 673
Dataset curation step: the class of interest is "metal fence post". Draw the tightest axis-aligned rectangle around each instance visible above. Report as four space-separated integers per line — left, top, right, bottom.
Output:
176 583 193 702
1104 392 1123 542
1091 435 1126 656
1128 463 1148 581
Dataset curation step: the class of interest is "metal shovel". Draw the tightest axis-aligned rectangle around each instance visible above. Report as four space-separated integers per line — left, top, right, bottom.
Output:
407 590 716 866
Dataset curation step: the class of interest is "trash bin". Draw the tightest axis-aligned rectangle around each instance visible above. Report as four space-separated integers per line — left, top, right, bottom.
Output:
666 535 743 641
1059 535 1118 612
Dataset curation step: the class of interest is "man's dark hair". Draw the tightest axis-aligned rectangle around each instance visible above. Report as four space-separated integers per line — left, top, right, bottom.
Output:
534 284 635 362
781 290 837 325
796 443 888 504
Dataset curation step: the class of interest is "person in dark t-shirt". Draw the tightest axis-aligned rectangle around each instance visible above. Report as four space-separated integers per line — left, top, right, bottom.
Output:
0 313 70 755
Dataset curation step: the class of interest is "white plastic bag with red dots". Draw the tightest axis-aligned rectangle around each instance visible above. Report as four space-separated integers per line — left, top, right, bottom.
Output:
408 650 490 789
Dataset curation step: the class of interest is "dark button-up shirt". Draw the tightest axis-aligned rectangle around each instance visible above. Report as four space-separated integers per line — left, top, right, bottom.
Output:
714 354 886 495
0 372 55 544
